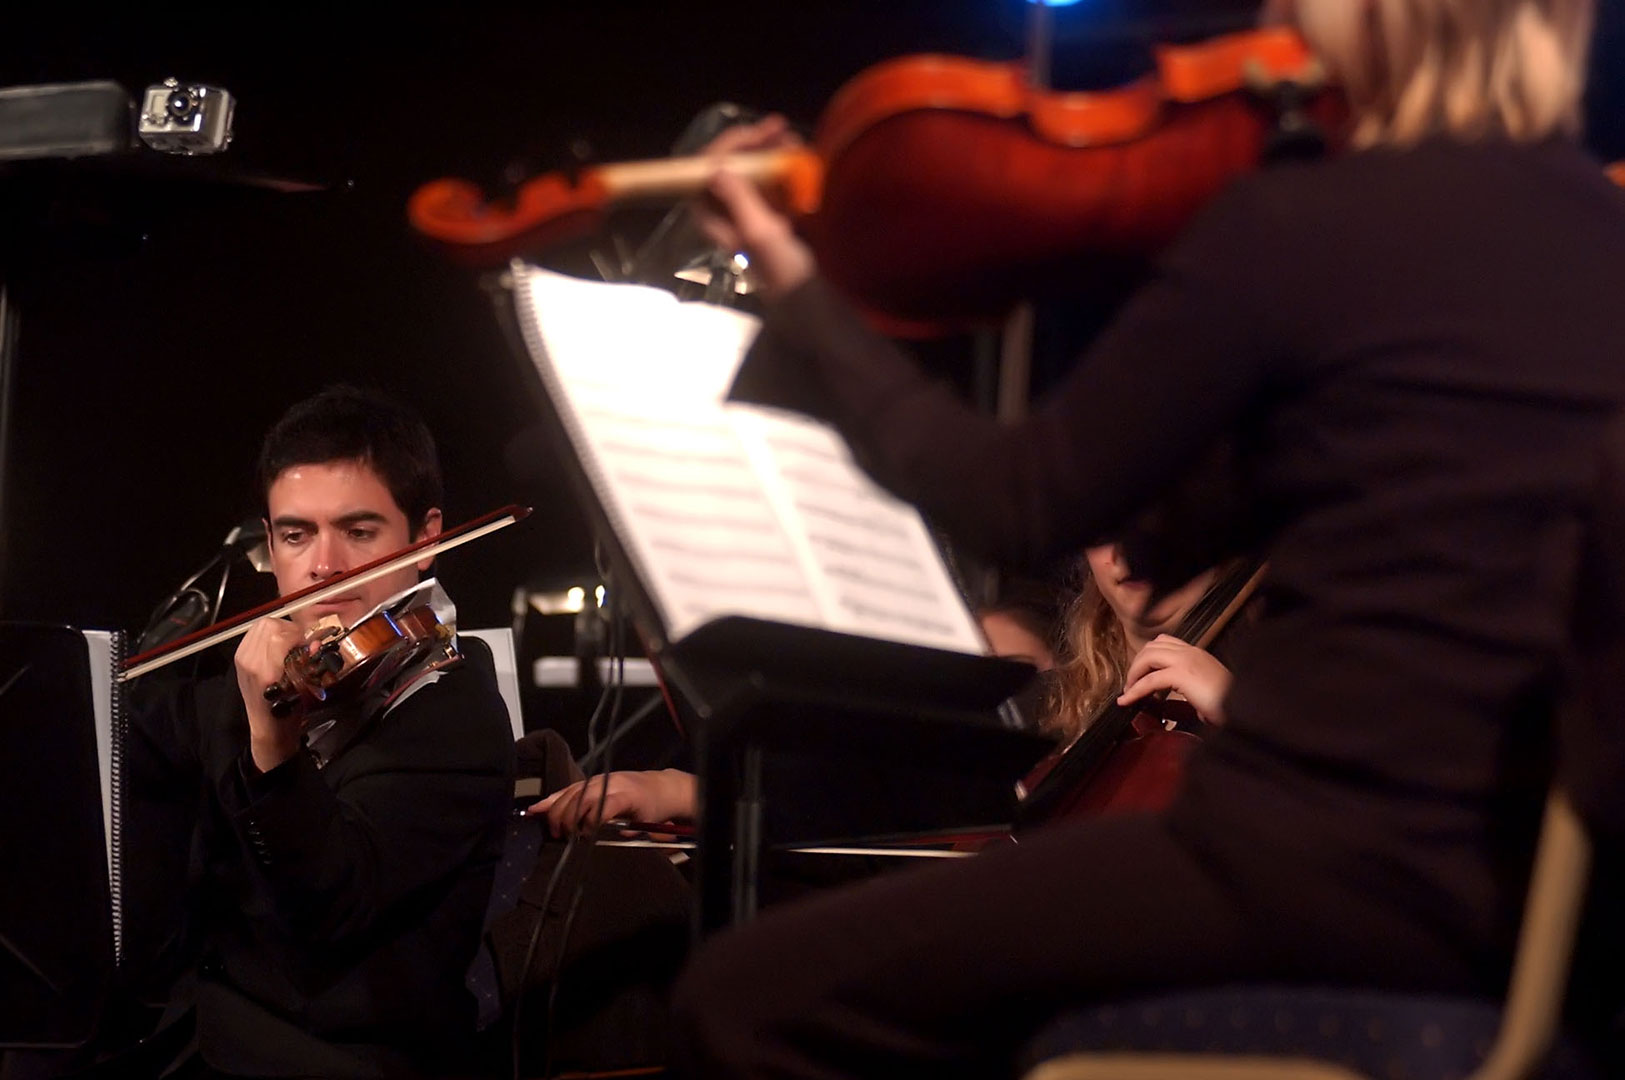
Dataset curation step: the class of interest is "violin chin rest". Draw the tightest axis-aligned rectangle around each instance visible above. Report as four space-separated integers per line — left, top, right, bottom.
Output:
307 614 345 639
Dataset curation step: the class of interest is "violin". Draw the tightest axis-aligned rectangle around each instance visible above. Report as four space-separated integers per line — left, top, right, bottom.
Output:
1014 557 1267 830
264 600 458 720
121 503 530 681
408 27 1343 334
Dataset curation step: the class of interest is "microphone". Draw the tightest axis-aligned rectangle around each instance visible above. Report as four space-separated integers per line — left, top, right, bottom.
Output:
136 589 212 654
134 517 270 654
223 517 270 572
222 518 263 549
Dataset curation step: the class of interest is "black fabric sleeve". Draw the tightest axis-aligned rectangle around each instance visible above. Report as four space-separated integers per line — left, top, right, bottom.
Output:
729 181 1293 571
215 673 516 946
124 669 212 781
119 671 243 995
1567 413 1625 845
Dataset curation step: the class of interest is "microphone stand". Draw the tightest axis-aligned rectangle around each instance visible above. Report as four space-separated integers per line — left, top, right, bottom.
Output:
137 544 235 656
136 520 268 654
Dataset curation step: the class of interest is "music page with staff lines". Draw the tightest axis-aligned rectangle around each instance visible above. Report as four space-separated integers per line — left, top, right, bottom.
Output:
514 266 984 654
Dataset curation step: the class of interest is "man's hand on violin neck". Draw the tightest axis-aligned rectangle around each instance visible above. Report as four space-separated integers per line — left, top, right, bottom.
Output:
236 616 309 773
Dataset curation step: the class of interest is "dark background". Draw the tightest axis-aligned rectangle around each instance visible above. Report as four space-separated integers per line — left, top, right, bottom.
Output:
3 0 1624 640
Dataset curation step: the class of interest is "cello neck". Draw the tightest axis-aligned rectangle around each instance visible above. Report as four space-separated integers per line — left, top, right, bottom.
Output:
1180 558 1268 650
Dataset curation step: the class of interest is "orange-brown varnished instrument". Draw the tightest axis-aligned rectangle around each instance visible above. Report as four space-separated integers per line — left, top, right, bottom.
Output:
1015 558 1267 829
408 28 1343 332
804 27 1341 331
264 602 456 720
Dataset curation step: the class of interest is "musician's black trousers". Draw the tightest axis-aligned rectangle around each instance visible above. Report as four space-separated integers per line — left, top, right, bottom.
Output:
670 810 1486 1080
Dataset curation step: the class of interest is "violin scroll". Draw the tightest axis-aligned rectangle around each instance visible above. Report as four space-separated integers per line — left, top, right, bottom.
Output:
407 148 822 261
408 28 1345 334
408 172 614 256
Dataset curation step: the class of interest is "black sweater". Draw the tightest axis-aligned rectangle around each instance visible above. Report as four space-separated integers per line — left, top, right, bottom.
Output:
731 137 1625 985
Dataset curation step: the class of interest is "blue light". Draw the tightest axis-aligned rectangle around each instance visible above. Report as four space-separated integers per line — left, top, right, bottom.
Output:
1025 0 1088 6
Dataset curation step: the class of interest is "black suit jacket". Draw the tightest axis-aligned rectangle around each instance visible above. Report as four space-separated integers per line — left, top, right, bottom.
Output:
126 648 515 1077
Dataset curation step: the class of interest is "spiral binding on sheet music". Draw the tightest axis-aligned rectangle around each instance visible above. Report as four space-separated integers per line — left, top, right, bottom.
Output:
107 629 127 966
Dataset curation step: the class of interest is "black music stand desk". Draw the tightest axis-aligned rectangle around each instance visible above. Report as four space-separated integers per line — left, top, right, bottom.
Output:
654 617 1048 937
0 623 117 1051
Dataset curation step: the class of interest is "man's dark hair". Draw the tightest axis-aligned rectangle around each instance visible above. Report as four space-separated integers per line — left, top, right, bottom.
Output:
257 384 444 531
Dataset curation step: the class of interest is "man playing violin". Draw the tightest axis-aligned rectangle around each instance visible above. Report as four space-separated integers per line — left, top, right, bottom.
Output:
118 385 515 1079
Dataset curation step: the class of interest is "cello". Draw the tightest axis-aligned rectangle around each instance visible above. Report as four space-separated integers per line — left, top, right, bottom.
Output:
1015 557 1268 830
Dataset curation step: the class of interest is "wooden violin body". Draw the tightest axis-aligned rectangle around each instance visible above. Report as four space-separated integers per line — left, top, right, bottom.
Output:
265 602 457 719
806 29 1342 332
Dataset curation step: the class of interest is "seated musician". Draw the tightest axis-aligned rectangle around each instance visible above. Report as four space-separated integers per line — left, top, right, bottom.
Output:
1049 543 1236 737
663 0 1625 1077
532 547 1230 835
120 385 515 1079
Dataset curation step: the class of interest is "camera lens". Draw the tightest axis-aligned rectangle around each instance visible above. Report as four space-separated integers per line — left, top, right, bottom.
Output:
165 88 199 123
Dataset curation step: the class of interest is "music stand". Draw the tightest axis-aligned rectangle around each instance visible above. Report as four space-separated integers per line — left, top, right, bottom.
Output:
657 619 1044 934
0 624 116 1050
492 276 1052 937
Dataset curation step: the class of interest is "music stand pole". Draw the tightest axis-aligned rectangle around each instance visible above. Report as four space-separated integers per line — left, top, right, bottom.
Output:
731 744 765 923
0 280 18 615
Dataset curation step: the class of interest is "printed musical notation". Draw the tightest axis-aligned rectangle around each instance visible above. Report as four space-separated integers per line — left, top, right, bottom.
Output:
514 267 983 654
737 414 982 652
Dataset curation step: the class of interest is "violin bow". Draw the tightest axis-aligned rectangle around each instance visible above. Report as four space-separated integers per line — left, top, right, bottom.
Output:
578 820 981 859
121 504 531 680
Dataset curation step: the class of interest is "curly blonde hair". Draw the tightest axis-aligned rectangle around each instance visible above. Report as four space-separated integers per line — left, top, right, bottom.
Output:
1044 569 1133 743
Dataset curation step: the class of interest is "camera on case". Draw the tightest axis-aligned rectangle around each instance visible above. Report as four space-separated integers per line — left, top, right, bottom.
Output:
137 77 234 154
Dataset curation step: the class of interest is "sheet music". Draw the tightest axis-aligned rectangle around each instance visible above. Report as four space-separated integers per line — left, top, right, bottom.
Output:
82 629 121 956
731 411 985 653
83 631 115 878
516 269 822 641
514 266 983 653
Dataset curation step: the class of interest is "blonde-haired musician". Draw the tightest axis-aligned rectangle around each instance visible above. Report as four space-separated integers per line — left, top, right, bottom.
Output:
672 1 1625 1077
